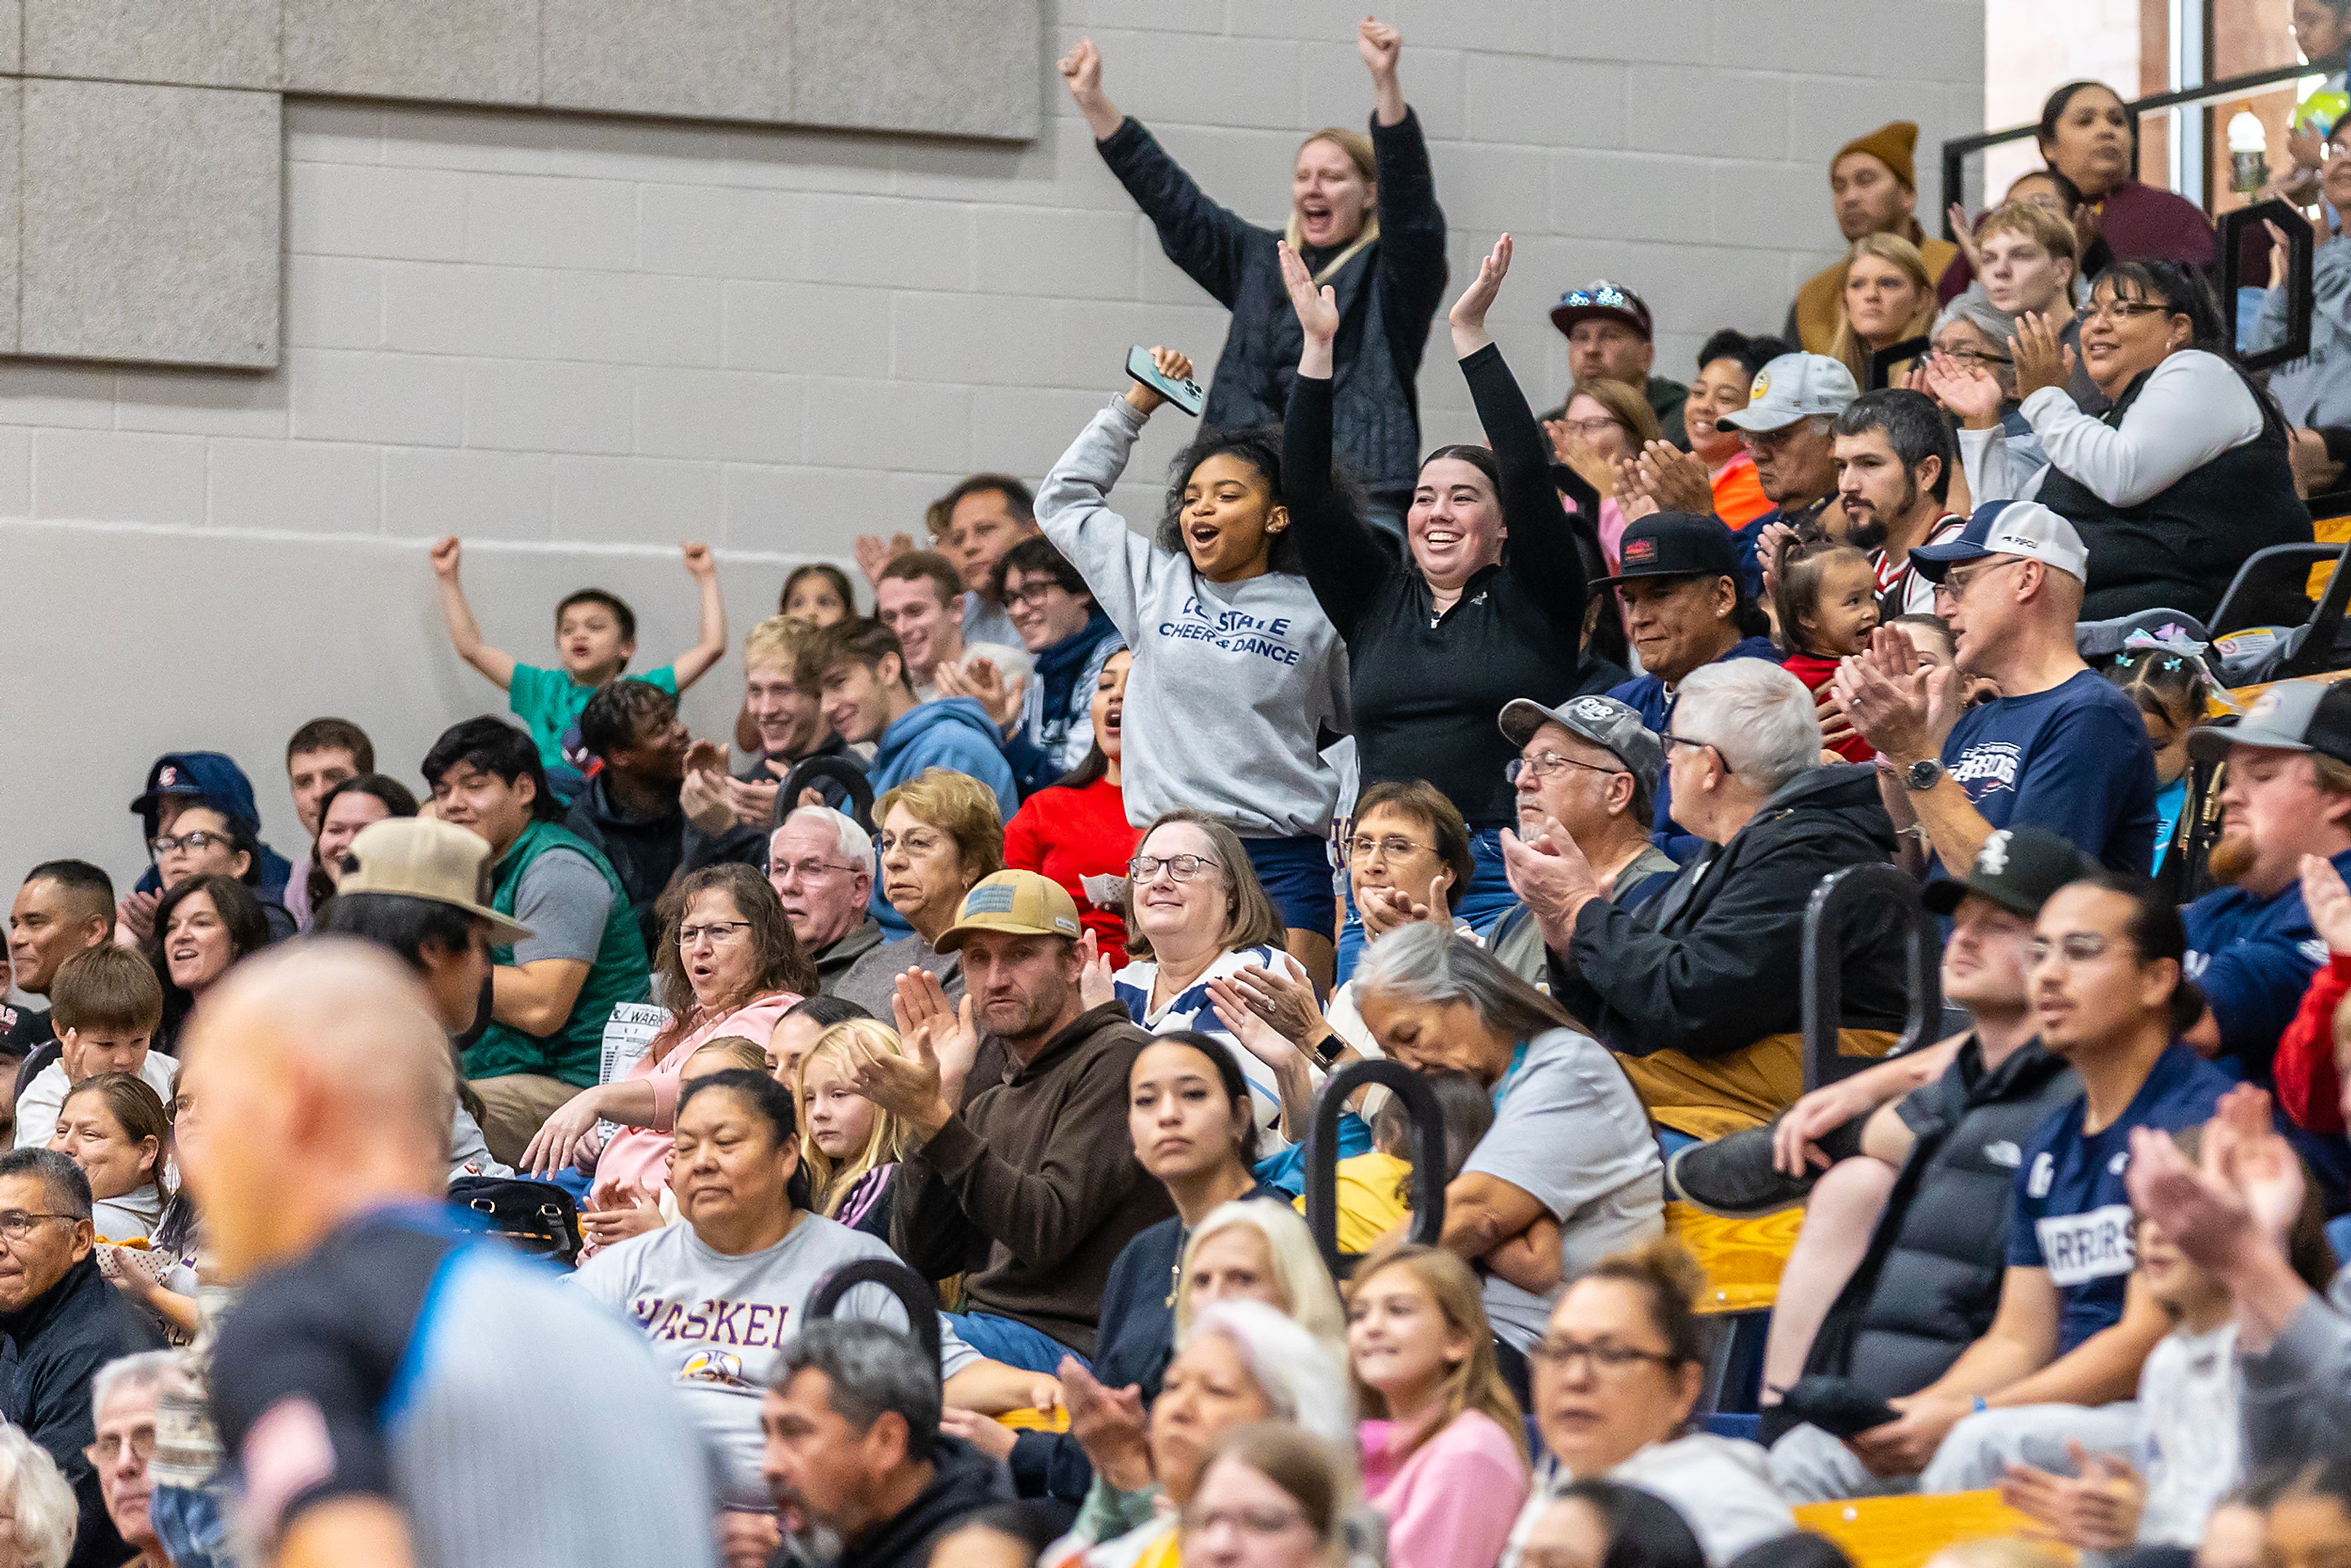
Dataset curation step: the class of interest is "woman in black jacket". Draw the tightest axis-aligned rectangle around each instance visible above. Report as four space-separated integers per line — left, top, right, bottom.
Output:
1281 233 1597 976
1057 20 1447 517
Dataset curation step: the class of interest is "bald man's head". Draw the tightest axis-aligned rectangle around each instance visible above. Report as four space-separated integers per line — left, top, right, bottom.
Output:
178 938 457 1278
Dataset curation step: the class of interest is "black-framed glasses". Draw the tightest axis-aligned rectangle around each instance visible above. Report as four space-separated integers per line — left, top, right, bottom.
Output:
1130 853 1217 884
677 920 754 947
1507 752 1625 786
1662 733 1728 774
1529 1334 1681 1376
1004 580 1067 610
0 1210 77 1242
2082 299 2176 328
149 830 231 858
1941 346 2013 367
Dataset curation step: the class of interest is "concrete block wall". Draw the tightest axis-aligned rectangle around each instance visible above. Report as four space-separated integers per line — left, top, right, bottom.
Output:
2 0 1983 891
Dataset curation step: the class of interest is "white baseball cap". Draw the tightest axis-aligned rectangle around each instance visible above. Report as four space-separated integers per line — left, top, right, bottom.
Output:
1907 499 2090 585
1716 353 1859 433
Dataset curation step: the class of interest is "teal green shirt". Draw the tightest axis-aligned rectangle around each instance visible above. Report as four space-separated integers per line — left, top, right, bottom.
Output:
468 818 653 1086
507 662 678 773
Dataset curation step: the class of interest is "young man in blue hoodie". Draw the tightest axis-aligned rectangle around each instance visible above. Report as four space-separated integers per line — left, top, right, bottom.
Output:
803 619 1019 935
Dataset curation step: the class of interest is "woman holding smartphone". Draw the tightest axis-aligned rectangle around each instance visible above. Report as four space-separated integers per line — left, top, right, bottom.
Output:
1058 17 1447 522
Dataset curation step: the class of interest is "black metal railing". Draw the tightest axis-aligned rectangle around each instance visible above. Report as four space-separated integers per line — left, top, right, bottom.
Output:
808 1258 944 1368
1801 863 1945 1090
1302 1059 1447 1278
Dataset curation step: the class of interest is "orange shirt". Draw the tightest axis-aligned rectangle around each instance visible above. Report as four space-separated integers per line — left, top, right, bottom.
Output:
1711 451 1772 527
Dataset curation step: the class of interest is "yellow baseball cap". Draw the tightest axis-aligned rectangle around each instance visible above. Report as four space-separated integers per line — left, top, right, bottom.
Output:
337 819 533 945
933 870 1082 953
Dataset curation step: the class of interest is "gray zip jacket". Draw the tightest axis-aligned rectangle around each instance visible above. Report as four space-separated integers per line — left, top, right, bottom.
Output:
1037 397 1349 839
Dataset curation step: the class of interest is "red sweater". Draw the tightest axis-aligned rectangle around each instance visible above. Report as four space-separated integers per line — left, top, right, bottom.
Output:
1781 652 1874 763
1003 775 1142 967
2276 952 2351 1136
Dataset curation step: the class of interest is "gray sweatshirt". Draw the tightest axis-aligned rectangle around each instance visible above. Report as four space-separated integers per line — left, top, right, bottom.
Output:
1038 397 1350 838
2243 1263 2351 1473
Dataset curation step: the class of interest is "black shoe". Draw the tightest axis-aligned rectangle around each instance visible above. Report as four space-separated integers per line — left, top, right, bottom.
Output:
1664 1125 1816 1216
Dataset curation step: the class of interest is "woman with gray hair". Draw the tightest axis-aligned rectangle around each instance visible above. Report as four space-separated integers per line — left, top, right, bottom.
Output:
1352 923 1661 1396
1499 656 1909 1153
1062 1300 1354 1568
0 1425 78 1568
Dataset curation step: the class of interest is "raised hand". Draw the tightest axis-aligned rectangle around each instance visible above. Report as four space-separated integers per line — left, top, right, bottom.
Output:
725 773 780 828
1077 929 1117 1011
1278 241 1341 358
1056 37 1123 140
1755 519 1798 602
429 535 462 578
853 532 917 588
1357 16 1401 77
934 656 1025 732
2304 853 2351 956
2011 312 2075 400
1447 233 1512 354
1060 1357 1152 1490
1499 817 1601 945
1122 345 1196 418
850 1004 953 1137
1207 977 1301 1073
1831 626 1937 763
680 541 716 580
1921 351 2006 426
678 765 737 836
1948 202 1982 272
1229 961 1325 1047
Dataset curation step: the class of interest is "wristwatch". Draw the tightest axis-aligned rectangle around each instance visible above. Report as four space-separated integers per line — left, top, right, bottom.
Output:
1307 1028 1346 1070
1903 758 1946 792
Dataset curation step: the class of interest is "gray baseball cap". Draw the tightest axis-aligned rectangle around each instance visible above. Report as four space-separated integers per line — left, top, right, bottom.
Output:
1716 352 1859 433
1498 694 1663 797
2187 677 2351 765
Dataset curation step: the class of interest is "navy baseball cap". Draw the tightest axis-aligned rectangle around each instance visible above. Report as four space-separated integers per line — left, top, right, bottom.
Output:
1591 512 1741 590
1907 499 2089 585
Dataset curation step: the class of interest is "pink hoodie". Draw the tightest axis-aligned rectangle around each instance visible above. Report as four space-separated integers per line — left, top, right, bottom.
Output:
1359 1409 1529 1568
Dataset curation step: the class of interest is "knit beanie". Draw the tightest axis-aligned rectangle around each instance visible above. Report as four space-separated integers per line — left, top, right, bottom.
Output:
1832 121 1920 190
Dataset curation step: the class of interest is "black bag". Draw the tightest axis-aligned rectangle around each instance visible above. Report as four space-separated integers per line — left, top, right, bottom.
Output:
448 1176 585 1268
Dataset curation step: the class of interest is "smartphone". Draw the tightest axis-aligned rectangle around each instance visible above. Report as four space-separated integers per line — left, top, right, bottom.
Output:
1126 345 1205 417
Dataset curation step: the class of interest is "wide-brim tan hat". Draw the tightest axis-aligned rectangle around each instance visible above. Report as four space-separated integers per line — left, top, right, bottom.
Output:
338 819 533 945
934 869 1082 954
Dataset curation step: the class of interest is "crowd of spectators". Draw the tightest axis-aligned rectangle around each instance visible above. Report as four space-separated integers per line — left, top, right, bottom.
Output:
28 13 2351 1568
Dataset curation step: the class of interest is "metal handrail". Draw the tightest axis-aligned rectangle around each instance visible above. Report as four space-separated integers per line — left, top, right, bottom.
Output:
776 755 876 832
808 1258 944 1368
1801 863 1944 1090
1940 61 2320 235
1302 1059 1447 1278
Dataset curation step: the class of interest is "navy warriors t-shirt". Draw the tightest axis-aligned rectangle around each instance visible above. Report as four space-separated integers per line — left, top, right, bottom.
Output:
1939 670 2160 875
2008 1044 2232 1353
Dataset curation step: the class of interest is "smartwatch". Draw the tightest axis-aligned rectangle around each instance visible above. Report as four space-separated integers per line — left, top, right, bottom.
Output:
1903 758 1946 793
1307 1029 1345 1070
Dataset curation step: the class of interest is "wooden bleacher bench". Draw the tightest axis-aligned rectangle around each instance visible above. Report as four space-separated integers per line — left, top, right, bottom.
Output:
1665 1199 1804 1316
1791 1491 2068 1568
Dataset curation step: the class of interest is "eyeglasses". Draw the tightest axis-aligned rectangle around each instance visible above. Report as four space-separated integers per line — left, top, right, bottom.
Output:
877 830 948 858
678 921 754 947
1933 557 2030 604
2082 299 2176 328
1941 346 2014 367
1180 1504 1313 1540
1529 1334 1682 1376
1347 834 1434 863
1555 416 1625 439
2028 932 2129 967
1507 752 1625 786
1004 580 1067 609
149 830 231 858
85 1428 156 1468
771 858 860 884
1662 733 1728 773
0 1211 75 1242
1130 853 1218 883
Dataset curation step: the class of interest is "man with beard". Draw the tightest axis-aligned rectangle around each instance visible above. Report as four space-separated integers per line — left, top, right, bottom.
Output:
1833 390 1964 615
1717 352 1859 598
861 871 1174 1374
2174 685 2351 1140
1837 501 2158 876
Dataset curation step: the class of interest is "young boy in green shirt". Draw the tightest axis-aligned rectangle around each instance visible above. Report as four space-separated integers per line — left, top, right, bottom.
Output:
430 536 729 801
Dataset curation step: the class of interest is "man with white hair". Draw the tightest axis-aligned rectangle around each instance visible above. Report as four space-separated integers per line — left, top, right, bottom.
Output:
90 1351 174 1568
1837 500 2159 876
768 807 882 994
185 941 716 1568
1501 659 1909 1141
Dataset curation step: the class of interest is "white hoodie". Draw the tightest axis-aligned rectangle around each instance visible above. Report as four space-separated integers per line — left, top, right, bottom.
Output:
1502 1433 1794 1568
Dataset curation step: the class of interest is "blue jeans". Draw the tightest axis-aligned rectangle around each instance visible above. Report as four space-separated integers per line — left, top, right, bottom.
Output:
152 1484 231 1568
1336 829 1515 985
947 1311 1090 1376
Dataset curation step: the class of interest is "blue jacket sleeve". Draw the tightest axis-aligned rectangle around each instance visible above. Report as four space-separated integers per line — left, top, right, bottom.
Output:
2195 916 2324 1077
1010 1430 1098 1505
